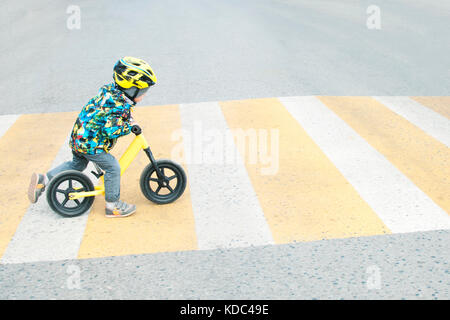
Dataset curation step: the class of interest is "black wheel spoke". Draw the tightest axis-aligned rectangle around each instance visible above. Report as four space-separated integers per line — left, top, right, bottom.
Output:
149 178 159 182
167 175 177 181
68 179 73 189
155 186 161 194
74 199 81 206
61 198 69 207
56 189 66 194
166 185 174 193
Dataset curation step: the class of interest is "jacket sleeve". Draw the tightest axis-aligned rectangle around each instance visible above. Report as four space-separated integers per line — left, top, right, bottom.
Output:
101 99 132 139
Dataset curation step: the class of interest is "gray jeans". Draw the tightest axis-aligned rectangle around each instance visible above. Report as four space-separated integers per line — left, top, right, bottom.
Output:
46 150 121 202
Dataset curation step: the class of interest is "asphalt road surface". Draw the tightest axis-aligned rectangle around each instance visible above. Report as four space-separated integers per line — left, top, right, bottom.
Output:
0 0 449 115
0 0 449 300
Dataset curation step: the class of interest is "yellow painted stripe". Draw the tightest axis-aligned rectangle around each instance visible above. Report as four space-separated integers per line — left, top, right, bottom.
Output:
77 105 197 259
219 98 390 243
410 96 450 120
318 96 450 215
0 112 78 259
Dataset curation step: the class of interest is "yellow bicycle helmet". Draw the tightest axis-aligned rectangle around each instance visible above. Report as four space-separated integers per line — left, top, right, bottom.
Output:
113 56 157 100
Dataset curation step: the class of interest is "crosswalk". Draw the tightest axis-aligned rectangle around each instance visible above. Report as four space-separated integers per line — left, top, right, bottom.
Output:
0 96 448 264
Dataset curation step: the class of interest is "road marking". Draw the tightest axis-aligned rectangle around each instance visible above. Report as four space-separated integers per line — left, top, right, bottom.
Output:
410 96 450 120
77 105 198 259
373 96 450 147
1 134 99 264
221 98 389 243
314 96 450 229
179 101 274 249
0 112 79 260
0 97 449 262
0 115 20 139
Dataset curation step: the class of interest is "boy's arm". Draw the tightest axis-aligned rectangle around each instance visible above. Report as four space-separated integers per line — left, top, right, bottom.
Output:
102 103 132 139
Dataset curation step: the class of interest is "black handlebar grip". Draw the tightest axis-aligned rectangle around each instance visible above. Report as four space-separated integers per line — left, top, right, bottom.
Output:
131 125 142 135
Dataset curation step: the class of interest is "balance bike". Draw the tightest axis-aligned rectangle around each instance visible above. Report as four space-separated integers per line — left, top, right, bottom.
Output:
46 125 187 217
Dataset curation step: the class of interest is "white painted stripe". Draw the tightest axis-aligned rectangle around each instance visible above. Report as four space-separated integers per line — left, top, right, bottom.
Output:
373 96 450 147
279 96 450 233
179 102 274 250
0 114 20 138
0 135 99 264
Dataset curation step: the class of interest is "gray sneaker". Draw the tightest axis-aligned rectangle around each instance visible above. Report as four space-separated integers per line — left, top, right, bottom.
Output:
28 173 46 203
105 200 136 218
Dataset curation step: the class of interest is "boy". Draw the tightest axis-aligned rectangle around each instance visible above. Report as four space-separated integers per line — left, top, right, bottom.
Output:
27 57 157 218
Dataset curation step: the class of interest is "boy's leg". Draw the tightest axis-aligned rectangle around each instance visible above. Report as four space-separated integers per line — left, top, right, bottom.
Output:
82 152 121 202
28 150 89 203
46 150 90 181
82 152 136 217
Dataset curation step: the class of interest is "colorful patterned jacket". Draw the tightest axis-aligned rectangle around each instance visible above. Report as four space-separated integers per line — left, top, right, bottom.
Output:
69 83 133 154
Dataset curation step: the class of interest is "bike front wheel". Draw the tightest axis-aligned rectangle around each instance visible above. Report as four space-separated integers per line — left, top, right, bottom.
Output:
140 159 187 204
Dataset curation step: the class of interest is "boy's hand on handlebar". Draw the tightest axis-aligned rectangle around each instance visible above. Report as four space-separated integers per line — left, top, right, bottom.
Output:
129 117 138 126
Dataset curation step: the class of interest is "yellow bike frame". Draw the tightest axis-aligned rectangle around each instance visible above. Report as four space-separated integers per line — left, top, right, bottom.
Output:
68 132 150 201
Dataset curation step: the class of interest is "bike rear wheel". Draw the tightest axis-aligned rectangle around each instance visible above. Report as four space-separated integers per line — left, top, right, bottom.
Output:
46 170 95 217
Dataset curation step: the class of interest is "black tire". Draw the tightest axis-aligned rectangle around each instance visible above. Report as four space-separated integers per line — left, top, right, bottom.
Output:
46 170 95 217
140 159 187 204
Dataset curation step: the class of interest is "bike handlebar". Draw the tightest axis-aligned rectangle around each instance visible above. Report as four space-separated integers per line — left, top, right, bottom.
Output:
131 125 142 135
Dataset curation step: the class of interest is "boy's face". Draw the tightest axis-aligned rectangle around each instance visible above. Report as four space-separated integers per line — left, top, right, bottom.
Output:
133 93 145 103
